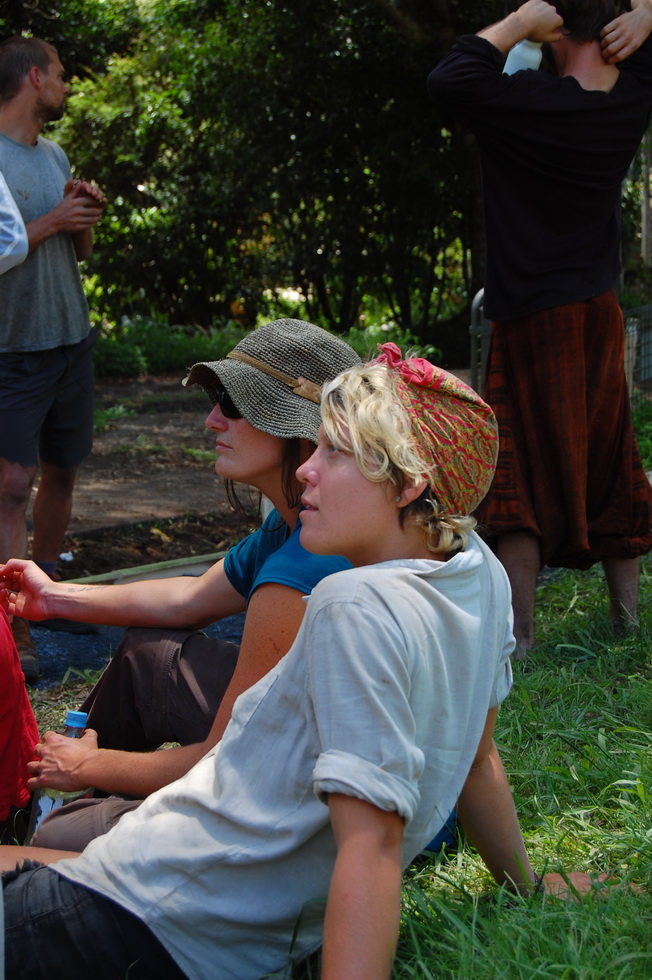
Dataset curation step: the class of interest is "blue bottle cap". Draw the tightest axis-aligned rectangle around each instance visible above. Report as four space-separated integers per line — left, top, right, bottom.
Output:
65 710 88 728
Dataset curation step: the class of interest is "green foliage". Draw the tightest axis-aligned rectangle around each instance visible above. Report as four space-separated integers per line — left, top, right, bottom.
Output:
93 315 248 378
0 0 140 77
91 309 437 379
93 402 136 435
52 0 497 348
7 0 650 361
632 398 652 470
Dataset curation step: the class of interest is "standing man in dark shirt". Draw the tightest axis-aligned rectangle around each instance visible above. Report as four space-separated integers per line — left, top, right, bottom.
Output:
429 0 652 653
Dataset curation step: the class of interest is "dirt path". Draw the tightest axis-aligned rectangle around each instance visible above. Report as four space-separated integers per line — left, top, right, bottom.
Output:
59 374 232 532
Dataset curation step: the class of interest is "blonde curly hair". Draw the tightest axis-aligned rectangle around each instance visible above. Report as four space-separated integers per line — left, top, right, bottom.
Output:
320 362 477 557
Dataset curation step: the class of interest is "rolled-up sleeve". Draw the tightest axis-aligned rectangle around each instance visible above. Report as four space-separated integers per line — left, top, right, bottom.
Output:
305 598 425 825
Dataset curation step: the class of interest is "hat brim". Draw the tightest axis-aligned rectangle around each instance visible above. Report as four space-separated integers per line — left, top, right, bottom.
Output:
184 360 322 443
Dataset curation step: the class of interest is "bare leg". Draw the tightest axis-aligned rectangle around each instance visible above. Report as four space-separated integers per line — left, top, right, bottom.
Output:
0 459 43 678
603 556 640 631
31 461 78 565
0 458 37 562
496 530 542 653
0 844 80 872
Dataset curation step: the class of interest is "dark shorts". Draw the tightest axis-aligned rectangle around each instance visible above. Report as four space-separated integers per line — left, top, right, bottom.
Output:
2 861 187 979
0 330 95 468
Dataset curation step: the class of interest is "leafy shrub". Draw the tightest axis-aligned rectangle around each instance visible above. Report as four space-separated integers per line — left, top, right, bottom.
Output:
632 398 652 470
343 319 440 362
94 316 248 378
93 311 440 380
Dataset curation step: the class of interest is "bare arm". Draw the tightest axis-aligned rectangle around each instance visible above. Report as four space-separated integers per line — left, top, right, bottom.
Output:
478 0 563 54
457 710 614 898
69 179 107 260
601 0 652 63
0 845 80 872
322 794 404 980
27 582 307 798
0 555 246 629
457 708 535 893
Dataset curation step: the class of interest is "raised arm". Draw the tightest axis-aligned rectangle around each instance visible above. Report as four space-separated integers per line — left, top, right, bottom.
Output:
27 581 307 798
322 794 404 980
601 0 652 63
478 0 564 54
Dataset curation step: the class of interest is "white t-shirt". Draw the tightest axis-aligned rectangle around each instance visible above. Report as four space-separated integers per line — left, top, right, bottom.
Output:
55 532 514 980
0 171 28 274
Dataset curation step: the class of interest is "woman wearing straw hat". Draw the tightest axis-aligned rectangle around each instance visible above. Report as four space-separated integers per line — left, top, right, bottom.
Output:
0 345 548 980
0 319 360 849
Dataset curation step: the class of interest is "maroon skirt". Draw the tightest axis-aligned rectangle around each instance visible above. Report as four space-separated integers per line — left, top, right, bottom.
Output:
477 291 652 570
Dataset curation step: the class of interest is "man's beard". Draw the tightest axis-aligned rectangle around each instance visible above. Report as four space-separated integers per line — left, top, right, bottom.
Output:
37 98 66 124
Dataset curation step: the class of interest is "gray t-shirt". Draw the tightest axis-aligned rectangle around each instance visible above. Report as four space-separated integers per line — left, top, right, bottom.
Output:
0 132 90 352
55 533 514 980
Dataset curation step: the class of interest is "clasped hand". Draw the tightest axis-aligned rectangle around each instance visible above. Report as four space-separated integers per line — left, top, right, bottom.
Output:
27 728 98 794
54 176 107 233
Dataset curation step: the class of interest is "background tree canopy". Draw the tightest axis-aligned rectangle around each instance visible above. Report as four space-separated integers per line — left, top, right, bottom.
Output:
1 0 647 362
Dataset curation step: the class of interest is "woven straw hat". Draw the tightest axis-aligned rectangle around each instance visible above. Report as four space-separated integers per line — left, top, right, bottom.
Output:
184 318 360 443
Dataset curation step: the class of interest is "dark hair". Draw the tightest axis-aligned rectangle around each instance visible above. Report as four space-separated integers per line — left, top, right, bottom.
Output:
0 36 57 103
225 436 306 519
550 0 618 41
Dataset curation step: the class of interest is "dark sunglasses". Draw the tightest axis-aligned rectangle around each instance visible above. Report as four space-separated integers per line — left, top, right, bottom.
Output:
214 384 242 419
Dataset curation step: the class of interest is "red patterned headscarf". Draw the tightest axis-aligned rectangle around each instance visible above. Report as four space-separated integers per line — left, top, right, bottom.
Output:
374 343 498 514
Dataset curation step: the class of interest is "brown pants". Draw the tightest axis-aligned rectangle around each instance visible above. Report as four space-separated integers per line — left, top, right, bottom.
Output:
32 627 239 852
478 291 652 569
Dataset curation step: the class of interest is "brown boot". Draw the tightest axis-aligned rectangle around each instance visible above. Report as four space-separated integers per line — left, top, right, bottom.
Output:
11 617 40 683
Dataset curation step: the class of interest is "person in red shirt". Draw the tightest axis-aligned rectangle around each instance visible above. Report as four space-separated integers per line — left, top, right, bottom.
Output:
0 607 38 842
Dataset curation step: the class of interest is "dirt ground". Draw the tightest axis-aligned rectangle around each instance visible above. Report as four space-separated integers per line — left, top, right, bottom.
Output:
27 374 254 579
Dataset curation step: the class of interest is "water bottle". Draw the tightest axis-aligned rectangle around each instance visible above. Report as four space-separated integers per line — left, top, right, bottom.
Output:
26 709 93 842
503 39 542 74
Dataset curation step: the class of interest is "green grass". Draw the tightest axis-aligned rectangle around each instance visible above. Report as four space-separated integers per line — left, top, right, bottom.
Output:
632 398 652 471
93 402 136 435
388 555 652 978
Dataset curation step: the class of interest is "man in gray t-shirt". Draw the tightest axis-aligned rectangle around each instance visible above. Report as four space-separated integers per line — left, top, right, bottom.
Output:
0 36 106 680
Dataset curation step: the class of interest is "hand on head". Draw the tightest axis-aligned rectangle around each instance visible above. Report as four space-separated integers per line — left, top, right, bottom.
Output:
515 0 565 44
600 4 652 63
